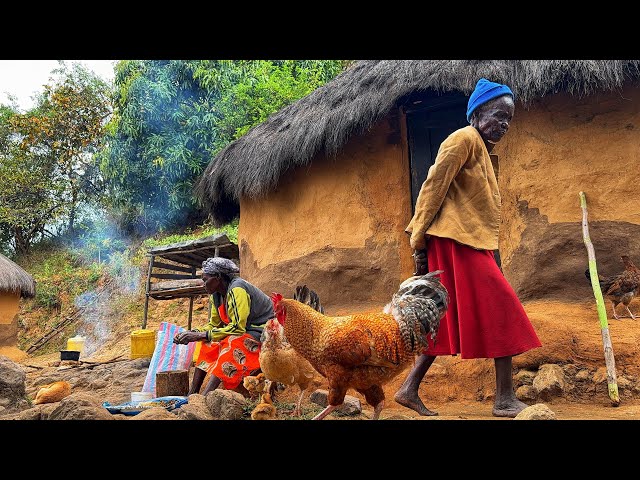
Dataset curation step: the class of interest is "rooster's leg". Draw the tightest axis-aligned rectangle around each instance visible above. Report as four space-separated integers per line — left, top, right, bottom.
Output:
372 400 384 420
312 404 337 420
625 305 636 320
611 303 620 320
291 388 305 416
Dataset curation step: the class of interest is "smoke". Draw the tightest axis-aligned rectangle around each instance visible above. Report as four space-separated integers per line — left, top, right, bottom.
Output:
65 207 142 356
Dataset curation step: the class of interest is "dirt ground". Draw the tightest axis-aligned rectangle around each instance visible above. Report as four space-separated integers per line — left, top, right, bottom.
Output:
12 294 640 421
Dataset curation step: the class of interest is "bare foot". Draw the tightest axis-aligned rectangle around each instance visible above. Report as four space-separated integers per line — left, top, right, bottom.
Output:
492 398 529 418
394 389 438 416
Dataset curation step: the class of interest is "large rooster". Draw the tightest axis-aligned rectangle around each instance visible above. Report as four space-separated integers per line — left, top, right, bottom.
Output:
271 271 449 420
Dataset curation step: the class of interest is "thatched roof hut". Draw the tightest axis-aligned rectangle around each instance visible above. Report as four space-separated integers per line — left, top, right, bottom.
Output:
196 60 640 224
0 253 35 298
194 60 640 309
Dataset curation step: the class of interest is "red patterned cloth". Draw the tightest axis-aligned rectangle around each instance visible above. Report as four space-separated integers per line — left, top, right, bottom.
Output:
423 236 541 359
195 333 261 390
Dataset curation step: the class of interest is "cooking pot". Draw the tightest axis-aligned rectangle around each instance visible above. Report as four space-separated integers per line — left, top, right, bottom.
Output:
60 350 80 361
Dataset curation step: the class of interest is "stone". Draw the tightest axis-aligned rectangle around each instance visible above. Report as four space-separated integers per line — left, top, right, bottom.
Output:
309 389 362 416
204 390 246 420
516 385 537 401
575 369 591 381
532 364 566 401
514 403 556 420
175 394 215 420
515 369 537 386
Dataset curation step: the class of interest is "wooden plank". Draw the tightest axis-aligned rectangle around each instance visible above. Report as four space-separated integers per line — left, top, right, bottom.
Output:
150 273 198 280
151 261 194 273
150 279 203 291
147 233 231 255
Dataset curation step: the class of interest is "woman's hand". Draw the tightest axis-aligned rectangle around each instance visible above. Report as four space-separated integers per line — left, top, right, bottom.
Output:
413 249 428 275
173 331 207 345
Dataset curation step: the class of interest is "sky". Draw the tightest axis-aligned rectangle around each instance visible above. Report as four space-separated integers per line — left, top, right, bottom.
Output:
0 60 117 112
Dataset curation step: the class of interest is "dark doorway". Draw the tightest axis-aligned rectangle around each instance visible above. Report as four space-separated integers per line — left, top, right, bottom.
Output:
405 92 468 211
404 91 502 269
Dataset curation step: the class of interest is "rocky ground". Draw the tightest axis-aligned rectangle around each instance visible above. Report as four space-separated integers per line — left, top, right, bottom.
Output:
2 297 640 421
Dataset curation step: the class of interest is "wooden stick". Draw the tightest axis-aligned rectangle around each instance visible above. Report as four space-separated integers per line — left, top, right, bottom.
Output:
579 191 620 406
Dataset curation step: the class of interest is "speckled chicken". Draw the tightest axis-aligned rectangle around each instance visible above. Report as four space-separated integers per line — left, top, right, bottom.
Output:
271 271 449 420
585 255 640 319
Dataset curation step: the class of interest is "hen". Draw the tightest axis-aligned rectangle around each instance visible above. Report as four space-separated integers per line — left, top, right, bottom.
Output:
259 285 321 416
585 255 640 319
271 271 448 420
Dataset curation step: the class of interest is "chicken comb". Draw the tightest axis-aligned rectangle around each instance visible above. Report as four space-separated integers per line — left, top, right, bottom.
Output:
270 293 283 308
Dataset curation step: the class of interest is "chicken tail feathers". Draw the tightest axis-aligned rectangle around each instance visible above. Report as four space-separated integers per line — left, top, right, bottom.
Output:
293 285 324 314
385 270 449 354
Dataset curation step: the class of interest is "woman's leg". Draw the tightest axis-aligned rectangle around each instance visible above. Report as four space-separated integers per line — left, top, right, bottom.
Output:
189 367 207 395
492 355 529 417
201 375 222 395
394 354 439 416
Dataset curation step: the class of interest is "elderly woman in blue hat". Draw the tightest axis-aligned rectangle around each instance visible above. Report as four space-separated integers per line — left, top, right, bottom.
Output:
397 78 542 418
173 257 274 395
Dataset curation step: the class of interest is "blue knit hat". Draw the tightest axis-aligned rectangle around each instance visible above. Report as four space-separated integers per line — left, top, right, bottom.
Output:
466 78 514 122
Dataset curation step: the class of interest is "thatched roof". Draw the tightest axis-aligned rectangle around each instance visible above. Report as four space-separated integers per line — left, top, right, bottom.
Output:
0 253 36 298
195 60 640 223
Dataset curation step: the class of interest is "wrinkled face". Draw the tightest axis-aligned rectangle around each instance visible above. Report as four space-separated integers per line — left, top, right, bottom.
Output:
471 95 515 145
202 273 222 294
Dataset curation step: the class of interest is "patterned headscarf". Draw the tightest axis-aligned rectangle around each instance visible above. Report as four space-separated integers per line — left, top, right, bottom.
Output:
202 257 240 277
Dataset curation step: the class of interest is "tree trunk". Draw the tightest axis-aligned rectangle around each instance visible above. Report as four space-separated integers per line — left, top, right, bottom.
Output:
155 369 190 397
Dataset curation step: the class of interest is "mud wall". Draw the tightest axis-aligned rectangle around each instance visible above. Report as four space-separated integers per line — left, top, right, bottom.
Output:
497 83 640 301
238 83 640 308
238 109 416 308
0 291 20 347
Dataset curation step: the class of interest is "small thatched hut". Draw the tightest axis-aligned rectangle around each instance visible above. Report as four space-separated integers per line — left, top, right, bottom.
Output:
0 253 35 361
196 60 640 309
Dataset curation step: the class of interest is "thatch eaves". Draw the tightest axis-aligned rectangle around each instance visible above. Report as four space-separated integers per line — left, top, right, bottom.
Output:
195 60 640 223
0 253 36 298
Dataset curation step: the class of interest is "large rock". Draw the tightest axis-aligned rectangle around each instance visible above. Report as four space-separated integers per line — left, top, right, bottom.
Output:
204 390 247 420
176 394 215 420
309 389 362 416
514 403 556 420
131 407 179 420
516 385 537 402
533 364 566 401
48 392 114 420
0 355 30 413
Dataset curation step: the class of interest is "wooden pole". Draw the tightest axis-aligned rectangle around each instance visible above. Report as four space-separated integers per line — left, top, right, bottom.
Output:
579 191 620 406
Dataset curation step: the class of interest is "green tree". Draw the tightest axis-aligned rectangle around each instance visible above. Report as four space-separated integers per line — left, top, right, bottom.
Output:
0 62 112 255
0 104 65 255
101 60 345 234
12 61 112 237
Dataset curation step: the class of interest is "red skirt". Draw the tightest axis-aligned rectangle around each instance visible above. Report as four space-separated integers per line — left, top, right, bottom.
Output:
423 236 541 359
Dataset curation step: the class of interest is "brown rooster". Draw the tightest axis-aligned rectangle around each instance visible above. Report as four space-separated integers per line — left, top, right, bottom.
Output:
270 271 449 420
259 285 321 416
585 255 640 319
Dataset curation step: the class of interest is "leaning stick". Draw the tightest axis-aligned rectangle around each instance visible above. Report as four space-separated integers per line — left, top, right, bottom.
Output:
579 191 620 406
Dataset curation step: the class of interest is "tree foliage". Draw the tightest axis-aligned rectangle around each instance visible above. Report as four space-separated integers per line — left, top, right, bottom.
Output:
101 60 345 235
0 62 111 255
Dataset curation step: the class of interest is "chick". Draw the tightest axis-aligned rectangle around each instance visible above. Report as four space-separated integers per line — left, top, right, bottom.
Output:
243 372 267 400
251 388 277 420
